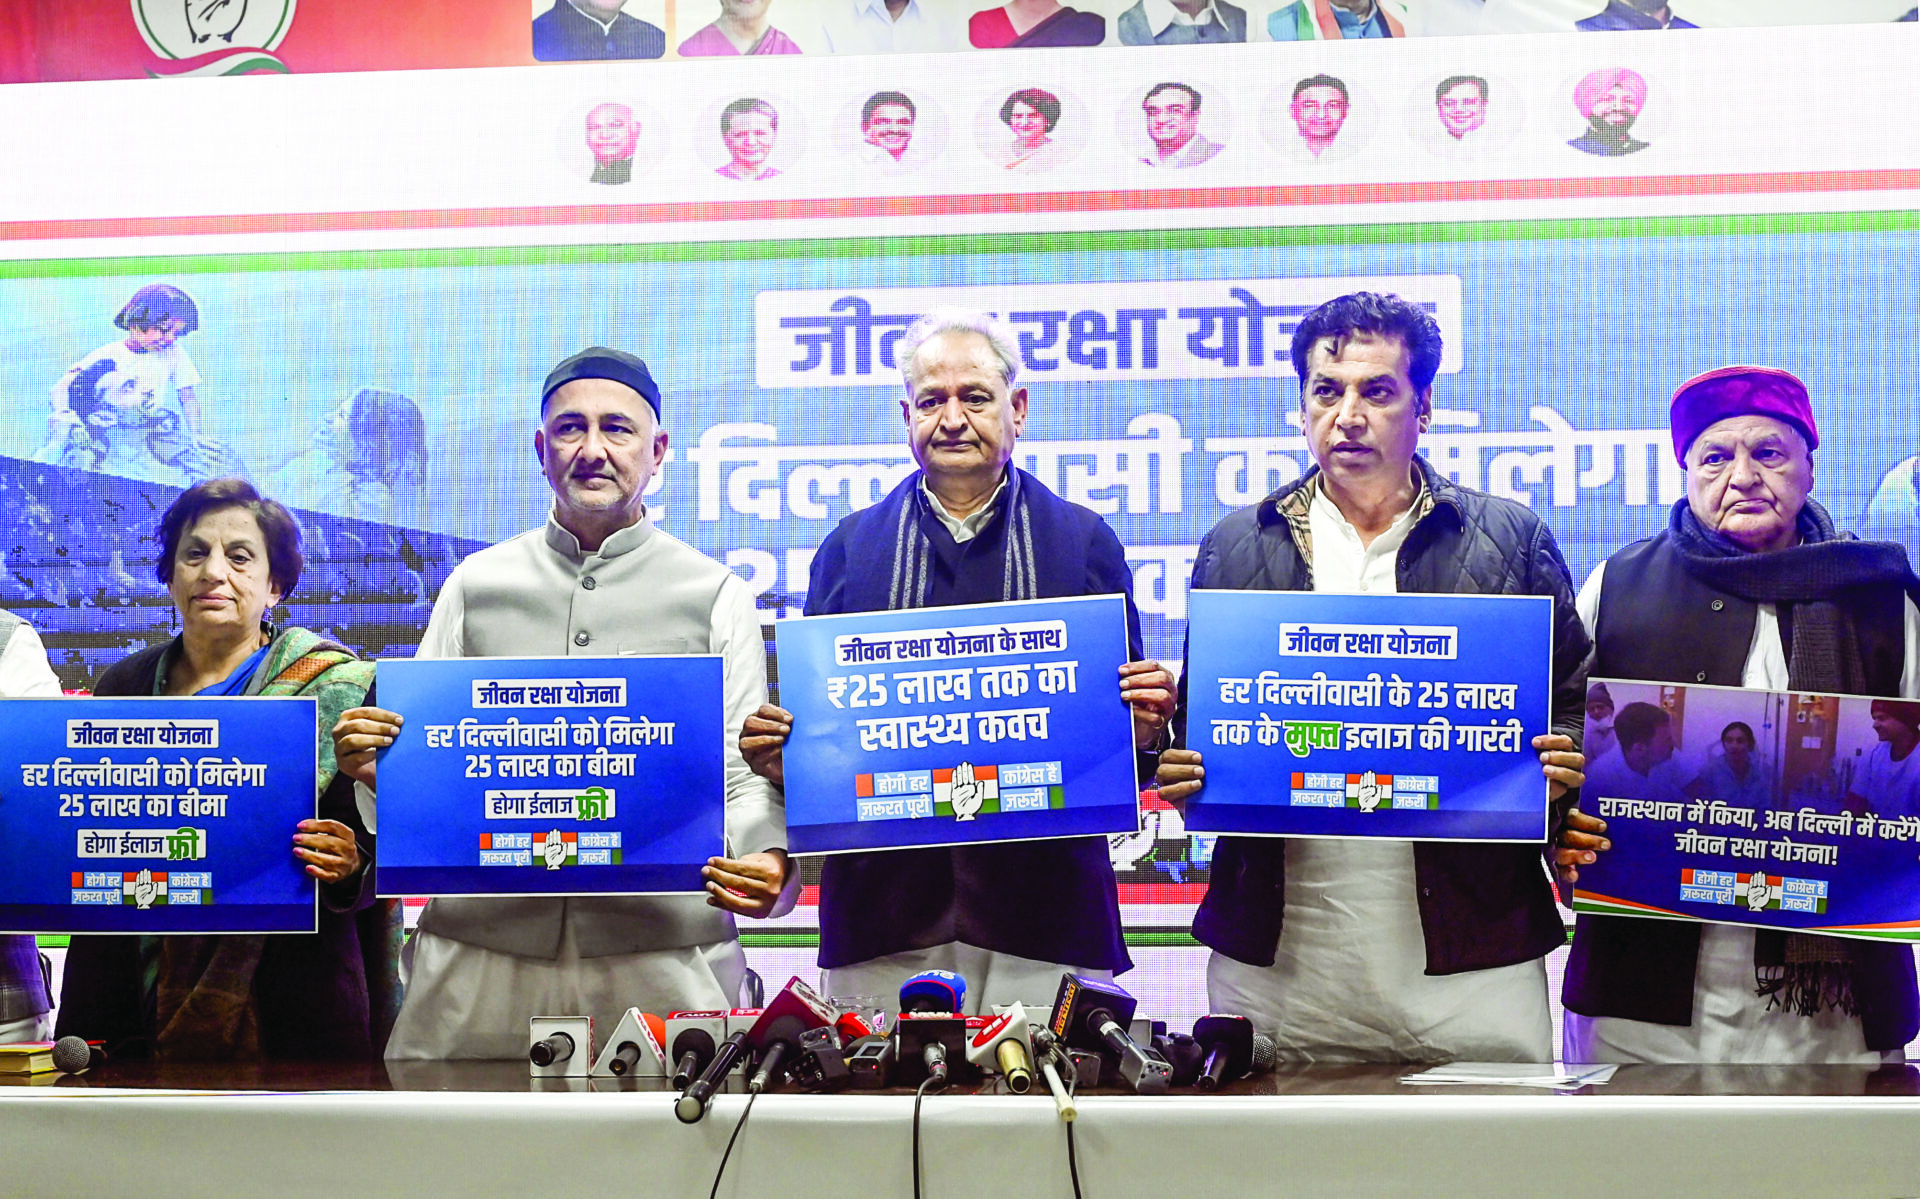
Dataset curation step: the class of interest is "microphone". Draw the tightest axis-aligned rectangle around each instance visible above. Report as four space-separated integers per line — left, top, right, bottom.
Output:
894 1012 966 1088
835 1011 876 1043
1048 974 1171 1094
790 1025 854 1092
1028 1028 1077 1122
1252 1031 1278 1075
529 1031 575 1067
666 1011 726 1089
676 1031 751 1123
51 1036 103 1075
898 969 966 1014
744 976 839 1094
845 1033 895 1087
965 1003 1035 1094
1192 1014 1255 1091
594 1009 668 1078
894 970 969 1089
1151 1031 1206 1088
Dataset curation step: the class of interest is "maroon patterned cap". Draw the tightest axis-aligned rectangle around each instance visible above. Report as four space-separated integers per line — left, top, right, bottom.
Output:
1669 366 1816 466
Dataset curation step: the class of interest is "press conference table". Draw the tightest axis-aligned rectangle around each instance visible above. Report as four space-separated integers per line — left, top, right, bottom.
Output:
10 1061 1920 1198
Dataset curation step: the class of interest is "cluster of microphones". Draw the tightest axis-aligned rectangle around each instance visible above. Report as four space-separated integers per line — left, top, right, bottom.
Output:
527 970 1276 1123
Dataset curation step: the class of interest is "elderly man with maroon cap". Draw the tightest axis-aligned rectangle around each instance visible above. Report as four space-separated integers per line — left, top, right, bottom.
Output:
1558 366 1920 1064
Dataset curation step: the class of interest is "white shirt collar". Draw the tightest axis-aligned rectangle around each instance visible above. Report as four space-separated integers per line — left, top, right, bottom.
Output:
854 0 920 19
1140 0 1220 33
564 0 619 34
1306 477 1423 593
858 140 916 166
920 474 1007 544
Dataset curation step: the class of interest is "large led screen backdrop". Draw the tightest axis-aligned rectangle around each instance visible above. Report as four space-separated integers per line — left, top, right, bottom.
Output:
1 23 1916 1019
7 221 1920 684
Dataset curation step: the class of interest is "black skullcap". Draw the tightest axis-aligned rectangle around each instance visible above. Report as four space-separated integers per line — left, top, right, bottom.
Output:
541 347 661 417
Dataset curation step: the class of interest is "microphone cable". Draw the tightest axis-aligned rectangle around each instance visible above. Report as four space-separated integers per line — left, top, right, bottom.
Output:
706 1088 759 1199
1062 1056 1084 1199
910 1073 941 1199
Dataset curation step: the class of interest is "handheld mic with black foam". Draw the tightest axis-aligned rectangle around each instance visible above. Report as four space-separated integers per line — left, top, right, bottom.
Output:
666 1010 726 1090
745 976 840 1094
676 1030 750 1123
51 1036 104 1075
1048 974 1172 1094
1192 1014 1255 1091
965 1002 1035 1093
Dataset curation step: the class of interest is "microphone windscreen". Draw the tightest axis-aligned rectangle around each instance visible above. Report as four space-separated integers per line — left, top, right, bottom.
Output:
899 969 967 1014
51 1036 93 1074
1250 1032 1277 1073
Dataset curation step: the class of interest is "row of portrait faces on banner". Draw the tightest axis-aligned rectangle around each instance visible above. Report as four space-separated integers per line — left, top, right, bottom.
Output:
563 64 1660 186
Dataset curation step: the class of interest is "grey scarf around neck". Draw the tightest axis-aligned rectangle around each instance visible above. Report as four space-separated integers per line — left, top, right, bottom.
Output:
887 469 1037 610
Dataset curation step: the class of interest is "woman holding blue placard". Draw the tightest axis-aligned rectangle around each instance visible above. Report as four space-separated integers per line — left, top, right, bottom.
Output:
56 478 401 1060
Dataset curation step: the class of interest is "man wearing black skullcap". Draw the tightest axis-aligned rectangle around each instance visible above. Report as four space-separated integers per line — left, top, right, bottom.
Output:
333 348 793 1059
1559 365 1920 1064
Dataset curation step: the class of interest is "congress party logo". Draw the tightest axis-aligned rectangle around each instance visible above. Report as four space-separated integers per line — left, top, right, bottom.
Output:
131 0 297 77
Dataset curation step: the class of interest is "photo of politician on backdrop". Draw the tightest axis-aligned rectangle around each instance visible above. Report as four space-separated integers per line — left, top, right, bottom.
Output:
1581 682 1920 819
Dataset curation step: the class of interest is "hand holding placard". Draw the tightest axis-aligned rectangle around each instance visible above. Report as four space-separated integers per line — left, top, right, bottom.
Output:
739 703 792 787
372 656 726 897
772 595 1141 855
332 705 402 788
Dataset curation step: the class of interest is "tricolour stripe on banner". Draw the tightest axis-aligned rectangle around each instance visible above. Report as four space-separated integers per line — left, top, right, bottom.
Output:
0 170 1918 245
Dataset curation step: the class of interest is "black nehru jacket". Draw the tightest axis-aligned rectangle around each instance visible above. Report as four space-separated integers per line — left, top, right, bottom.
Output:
804 470 1139 973
1562 533 1919 1050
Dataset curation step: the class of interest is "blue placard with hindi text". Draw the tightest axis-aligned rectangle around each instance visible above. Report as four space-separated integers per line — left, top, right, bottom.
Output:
1183 591 1553 842
1573 678 1920 942
374 656 725 896
775 595 1141 854
0 697 319 934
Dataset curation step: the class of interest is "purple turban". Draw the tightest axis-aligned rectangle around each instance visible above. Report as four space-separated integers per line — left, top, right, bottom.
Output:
1573 68 1648 117
1669 366 1818 466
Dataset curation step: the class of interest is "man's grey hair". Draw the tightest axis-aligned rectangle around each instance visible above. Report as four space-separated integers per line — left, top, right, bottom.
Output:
896 308 1023 390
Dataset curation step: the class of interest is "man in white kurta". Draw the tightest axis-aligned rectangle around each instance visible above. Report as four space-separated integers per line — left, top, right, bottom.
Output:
1157 292 1589 1063
1201 476 1557 1062
334 348 793 1060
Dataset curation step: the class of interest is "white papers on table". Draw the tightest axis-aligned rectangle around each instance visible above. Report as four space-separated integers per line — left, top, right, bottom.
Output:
1400 1062 1618 1089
